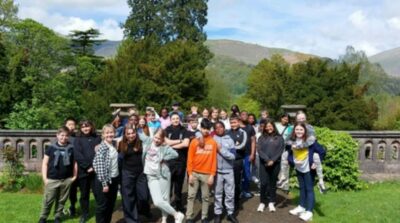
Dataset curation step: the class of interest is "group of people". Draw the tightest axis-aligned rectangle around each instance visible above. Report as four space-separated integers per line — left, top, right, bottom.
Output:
38 103 327 223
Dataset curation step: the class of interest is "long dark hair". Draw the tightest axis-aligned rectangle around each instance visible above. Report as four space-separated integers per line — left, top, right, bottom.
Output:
290 122 308 141
262 119 278 137
77 120 97 137
118 124 142 154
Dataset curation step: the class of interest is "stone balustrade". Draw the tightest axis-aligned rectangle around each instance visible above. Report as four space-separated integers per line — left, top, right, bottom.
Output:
1 130 399 180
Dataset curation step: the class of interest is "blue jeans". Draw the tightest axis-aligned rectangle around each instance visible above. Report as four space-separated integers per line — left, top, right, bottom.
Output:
242 154 252 193
296 170 315 211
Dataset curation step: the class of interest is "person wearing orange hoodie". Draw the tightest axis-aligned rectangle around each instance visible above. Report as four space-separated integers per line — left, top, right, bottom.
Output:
186 118 218 223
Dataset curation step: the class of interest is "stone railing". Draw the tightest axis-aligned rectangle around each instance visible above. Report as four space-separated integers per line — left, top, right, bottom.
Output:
1 130 400 180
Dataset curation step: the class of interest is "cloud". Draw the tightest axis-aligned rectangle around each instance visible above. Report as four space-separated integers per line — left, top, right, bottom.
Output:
349 10 367 28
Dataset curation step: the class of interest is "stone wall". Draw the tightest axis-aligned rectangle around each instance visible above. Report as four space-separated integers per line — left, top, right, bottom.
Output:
1 130 399 181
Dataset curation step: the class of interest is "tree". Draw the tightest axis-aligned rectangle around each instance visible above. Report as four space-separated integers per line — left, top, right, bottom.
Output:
69 28 105 57
0 0 18 30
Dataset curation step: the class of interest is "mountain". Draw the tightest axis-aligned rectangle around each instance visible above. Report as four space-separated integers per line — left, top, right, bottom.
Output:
94 39 315 64
369 47 400 77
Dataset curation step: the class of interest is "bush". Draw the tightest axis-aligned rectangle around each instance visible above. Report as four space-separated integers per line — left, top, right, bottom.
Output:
24 173 43 193
0 147 25 191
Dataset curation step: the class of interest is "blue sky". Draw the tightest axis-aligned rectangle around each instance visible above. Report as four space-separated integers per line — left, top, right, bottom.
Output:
15 0 400 58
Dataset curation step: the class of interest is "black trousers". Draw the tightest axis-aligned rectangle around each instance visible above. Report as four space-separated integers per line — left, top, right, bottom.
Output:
69 179 78 210
168 160 186 210
121 170 150 223
77 174 95 217
93 176 119 223
259 160 280 204
233 158 243 208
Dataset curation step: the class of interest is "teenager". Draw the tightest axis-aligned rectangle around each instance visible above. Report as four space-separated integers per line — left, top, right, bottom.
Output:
213 121 239 223
165 112 190 212
230 105 240 117
138 128 185 223
186 119 218 223
187 114 202 141
219 109 231 130
198 108 210 129
159 107 171 129
111 114 124 138
147 110 161 137
169 102 184 122
256 120 284 213
288 123 325 221
39 127 77 223
128 114 139 128
226 115 247 210
210 107 219 124
247 113 258 134
276 114 293 192
73 120 101 223
92 124 119 223
259 110 269 122
118 125 151 223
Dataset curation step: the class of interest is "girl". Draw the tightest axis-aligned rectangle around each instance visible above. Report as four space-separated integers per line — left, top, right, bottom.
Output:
248 113 258 134
159 107 171 129
230 104 240 117
198 108 210 129
73 120 101 223
138 128 185 223
288 123 325 222
256 120 284 213
93 124 119 223
210 107 219 124
219 109 231 130
118 125 151 223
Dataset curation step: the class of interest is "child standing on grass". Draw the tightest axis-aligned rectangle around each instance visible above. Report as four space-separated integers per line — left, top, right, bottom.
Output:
39 127 77 223
186 118 218 223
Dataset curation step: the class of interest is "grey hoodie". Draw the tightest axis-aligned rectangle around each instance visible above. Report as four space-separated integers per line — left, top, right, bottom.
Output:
213 134 236 173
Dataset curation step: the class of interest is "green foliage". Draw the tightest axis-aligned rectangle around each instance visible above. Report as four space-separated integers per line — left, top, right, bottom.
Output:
0 0 18 30
247 54 378 130
23 173 43 193
234 95 261 115
0 146 25 191
69 28 105 57
372 94 400 130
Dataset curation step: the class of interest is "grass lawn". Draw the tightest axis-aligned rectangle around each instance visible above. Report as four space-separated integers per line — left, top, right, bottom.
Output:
1 181 399 222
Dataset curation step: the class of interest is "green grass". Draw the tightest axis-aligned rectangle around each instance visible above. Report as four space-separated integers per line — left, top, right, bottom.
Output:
311 181 400 222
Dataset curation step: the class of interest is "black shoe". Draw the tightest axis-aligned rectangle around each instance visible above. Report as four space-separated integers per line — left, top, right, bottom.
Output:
69 206 76 216
214 214 221 223
186 220 195 223
227 214 239 223
38 218 46 223
201 219 210 223
143 211 153 219
54 218 61 223
79 215 88 223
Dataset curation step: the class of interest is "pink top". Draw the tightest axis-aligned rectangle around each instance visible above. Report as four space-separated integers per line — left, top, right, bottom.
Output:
159 117 171 129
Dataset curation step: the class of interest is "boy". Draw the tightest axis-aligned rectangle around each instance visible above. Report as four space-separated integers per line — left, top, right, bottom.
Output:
186 114 202 141
39 127 77 223
147 109 161 137
186 119 218 223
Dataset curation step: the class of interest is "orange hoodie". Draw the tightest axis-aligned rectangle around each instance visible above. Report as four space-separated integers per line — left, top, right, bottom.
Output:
187 136 218 176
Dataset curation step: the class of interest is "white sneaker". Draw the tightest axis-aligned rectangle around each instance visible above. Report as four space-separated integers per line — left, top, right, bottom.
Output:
252 176 260 184
289 205 306 216
268 202 276 212
161 216 167 223
257 203 265 212
174 212 185 223
299 211 313 221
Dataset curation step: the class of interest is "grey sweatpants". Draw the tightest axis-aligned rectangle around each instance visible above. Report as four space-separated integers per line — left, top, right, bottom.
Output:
147 175 177 218
214 171 235 215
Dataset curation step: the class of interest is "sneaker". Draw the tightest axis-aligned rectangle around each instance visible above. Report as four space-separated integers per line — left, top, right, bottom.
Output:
174 212 185 223
214 214 221 223
299 211 313 221
241 192 253 199
289 205 306 216
54 218 61 223
226 214 239 223
161 217 167 223
201 219 210 223
252 176 260 184
38 218 46 223
268 202 276 212
257 203 265 212
318 181 327 194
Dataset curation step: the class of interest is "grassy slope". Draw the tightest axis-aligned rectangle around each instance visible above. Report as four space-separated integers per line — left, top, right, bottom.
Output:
370 47 400 77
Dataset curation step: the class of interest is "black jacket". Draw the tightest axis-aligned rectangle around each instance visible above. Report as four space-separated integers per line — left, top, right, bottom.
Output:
73 134 101 178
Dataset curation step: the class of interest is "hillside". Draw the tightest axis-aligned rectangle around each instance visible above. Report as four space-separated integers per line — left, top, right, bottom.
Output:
370 47 400 77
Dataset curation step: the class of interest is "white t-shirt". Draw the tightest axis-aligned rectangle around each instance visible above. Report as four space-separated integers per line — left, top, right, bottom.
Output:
293 139 310 173
144 143 161 176
107 142 119 178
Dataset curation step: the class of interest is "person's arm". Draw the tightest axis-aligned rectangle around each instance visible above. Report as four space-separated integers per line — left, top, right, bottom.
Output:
73 139 91 171
163 145 179 160
165 138 181 146
270 136 285 162
72 161 78 181
187 140 197 185
137 128 152 146
250 135 256 162
208 142 218 187
217 140 236 160
42 155 49 185
92 147 108 191
172 138 189 149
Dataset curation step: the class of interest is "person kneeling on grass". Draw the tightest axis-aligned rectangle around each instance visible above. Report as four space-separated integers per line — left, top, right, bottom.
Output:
39 126 77 223
186 118 218 223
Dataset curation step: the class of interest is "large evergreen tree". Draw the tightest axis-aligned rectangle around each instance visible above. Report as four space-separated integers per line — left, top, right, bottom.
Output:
69 28 105 57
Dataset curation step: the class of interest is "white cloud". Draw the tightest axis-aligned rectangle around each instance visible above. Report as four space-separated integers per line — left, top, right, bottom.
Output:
387 17 400 29
349 10 367 28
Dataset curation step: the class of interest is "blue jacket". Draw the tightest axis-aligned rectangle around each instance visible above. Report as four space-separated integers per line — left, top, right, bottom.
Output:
287 141 326 168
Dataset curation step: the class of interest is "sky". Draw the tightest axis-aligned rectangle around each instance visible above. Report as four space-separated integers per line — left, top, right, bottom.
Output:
14 0 400 58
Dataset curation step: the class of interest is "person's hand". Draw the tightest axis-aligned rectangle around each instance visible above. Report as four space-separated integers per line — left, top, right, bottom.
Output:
198 137 205 148
311 163 317 170
87 167 94 173
292 144 297 149
103 186 109 193
267 160 274 166
189 175 196 186
207 175 214 187
44 178 48 185
71 176 77 182
249 154 255 163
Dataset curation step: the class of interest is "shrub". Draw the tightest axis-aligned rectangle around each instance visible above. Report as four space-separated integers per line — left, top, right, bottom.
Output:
24 173 43 193
0 146 25 191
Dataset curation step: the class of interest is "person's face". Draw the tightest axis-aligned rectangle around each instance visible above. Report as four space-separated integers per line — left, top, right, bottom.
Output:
171 115 180 126
129 116 138 125
265 123 275 134
65 120 76 132
112 116 121 128
258 123 265 132
81 124 92 135
220 111 227 119
230 119 239 129
189 120 198 130
202 110 209 118
153 132 163 146
191 106 198 113
296 114 306 124
125 129 137 143
149 113 156 122
102 127 115 143
240 112 248 122
161 109 168 118
294 125 305 138
211 110 219 119
215 123 225 136
281 116 289 125
200 127 210 137
172 105 179 111
248 116 255 125
138 118 146 127
57 131 69 145
261 112 269 119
